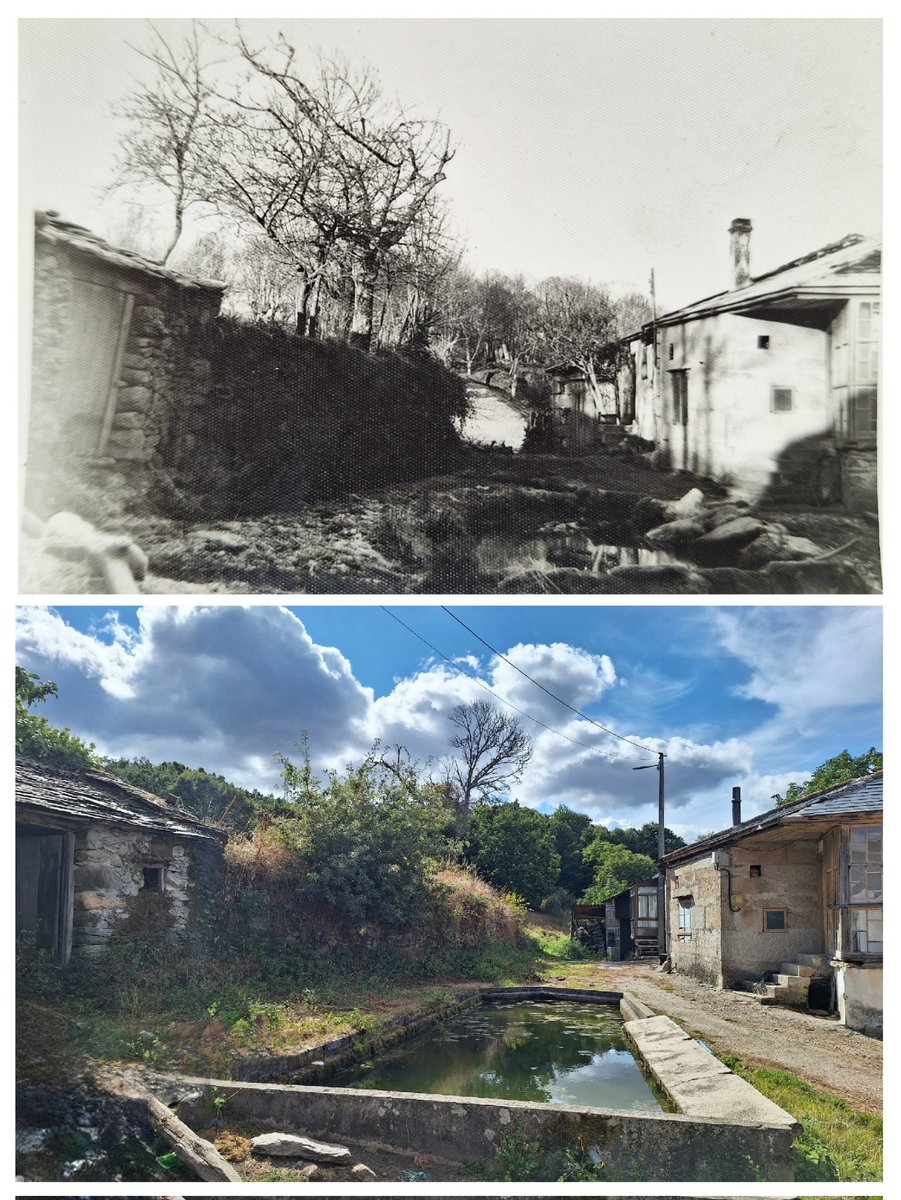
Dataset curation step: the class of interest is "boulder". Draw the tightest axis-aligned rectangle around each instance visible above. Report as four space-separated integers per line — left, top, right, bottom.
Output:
737 529 823 569
666 487 706 518
630 495 671 533
644 517 706 549
251 1132 351 1162
694 516 767 552
352 1162 378 1180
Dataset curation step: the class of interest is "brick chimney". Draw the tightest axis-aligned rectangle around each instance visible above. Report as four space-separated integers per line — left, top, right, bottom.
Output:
729 218 752 288
731 785 742 826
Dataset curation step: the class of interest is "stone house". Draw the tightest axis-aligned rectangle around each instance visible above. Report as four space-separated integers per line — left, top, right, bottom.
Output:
16 756 227 962
26 211 226 520
660 773 882 1035
533 364 619 454
618 220 880 507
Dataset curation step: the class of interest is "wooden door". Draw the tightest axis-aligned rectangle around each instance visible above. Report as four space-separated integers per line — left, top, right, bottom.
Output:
61 278 134 456
16 826 74 962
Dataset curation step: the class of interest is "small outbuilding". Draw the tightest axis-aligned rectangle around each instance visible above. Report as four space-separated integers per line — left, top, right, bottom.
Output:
660 772 882 1035
16 756 227 962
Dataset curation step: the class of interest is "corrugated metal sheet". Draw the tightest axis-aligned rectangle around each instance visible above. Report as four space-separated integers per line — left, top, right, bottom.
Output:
15 757 227 843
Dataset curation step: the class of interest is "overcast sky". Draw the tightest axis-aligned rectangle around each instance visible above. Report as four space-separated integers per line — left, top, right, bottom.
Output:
19 17 881 311
16 603 882 840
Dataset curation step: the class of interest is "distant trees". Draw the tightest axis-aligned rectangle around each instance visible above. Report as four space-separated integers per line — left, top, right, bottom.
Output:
466 801 560 908
772 748 883 807
580 841 656 905
104 757 277 831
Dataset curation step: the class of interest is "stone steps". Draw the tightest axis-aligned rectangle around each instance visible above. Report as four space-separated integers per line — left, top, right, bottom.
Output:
755 953 827 1009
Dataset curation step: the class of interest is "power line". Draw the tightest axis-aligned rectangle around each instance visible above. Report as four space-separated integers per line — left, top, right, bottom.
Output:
381 607 654 762
441 606 661 759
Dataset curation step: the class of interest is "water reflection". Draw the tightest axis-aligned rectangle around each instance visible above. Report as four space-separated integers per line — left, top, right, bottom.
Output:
333 1001 662 1111
477 528 678 578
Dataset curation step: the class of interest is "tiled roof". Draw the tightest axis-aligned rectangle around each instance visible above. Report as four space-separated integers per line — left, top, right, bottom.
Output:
34 211 227 293
661 771 882 865
16 756 227 843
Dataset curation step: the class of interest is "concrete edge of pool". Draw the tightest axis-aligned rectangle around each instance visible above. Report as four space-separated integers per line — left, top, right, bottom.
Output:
127 986 801 1182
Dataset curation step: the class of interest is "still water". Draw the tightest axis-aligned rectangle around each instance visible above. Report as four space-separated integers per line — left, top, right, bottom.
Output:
334 1001 663 1110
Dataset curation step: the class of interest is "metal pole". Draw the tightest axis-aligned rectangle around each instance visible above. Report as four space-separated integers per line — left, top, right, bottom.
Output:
657 752 667 963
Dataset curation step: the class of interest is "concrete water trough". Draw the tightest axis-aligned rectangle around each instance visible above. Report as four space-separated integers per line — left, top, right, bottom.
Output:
129 987 800 1182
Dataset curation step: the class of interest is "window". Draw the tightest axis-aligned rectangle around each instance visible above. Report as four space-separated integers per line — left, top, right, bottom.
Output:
671 370 688 426
677 897 693 938
637 893 658 920
765 909 787 930
848 827 881 901
749 865 762 877
850 908 882 954
771 386 793 413
141 866 165 892
668 343 675 361
757 335 770 350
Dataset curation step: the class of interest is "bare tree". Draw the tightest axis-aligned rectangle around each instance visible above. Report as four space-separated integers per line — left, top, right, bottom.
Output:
533 276 618 406
442 699 532 837
108 21 218 263
232 38 455 351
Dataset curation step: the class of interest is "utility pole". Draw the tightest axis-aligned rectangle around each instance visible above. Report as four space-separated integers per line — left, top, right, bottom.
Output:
634 751 667 962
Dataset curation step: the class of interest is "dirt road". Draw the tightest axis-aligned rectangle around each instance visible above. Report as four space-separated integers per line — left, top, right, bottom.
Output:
599 962 882 1112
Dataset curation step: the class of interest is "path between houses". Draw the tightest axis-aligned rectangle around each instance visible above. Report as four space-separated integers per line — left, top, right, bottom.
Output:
600 963 882 1112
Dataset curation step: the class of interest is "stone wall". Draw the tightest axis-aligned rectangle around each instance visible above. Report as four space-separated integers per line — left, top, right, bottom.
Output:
27 229 223 521
667 853 724 986
71 824 217 956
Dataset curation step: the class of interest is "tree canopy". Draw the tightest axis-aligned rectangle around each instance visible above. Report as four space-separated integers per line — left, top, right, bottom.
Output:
15 667 97 769
772 748 883 807
580 839 656 905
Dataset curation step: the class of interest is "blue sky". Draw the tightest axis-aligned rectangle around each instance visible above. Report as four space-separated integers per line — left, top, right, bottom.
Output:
16 604 882 840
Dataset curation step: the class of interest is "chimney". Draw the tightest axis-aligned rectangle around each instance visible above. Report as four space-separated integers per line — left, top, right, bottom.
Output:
729 218 752 288
731 786 742 826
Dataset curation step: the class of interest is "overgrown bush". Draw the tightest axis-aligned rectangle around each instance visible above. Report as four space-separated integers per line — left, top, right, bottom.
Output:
15 668 97 769
161 320 469 515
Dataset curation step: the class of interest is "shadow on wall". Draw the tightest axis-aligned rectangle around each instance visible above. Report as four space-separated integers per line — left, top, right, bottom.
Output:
757 431 854 509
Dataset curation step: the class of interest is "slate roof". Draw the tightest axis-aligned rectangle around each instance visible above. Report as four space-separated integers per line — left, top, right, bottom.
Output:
661 771 883 867
34 210 227 294
15 756 228 843
655 233 881 328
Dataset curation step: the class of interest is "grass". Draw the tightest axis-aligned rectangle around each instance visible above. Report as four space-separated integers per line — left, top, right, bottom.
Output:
717 1053 882 1182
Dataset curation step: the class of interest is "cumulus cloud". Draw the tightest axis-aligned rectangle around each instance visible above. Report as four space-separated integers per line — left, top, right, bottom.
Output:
16 606 373 788
15 605 881 840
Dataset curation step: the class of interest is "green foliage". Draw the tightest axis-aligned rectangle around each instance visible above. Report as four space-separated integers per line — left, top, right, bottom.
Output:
466 801 560 908
15 667 98 768
549 806 594 895
600 821 686 858
104 756 276 830
772 748 883 808
581 839 656 904
275 745 449 925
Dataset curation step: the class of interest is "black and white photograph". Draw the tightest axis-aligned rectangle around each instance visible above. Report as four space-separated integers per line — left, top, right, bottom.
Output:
19 18 881 594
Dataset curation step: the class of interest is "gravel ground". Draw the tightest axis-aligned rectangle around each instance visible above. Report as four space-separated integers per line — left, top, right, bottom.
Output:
599 962 882 1113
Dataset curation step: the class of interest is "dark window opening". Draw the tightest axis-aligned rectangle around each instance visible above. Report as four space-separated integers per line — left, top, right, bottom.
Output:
765 908 787 930
669 343 675 360
671 370 688 426
142 866 164 893
758 335 770 350
771 386 793 413
750 865 762 877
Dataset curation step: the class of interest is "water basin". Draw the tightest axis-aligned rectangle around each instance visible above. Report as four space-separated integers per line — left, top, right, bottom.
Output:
332 1000 663 1111
476 529 679 578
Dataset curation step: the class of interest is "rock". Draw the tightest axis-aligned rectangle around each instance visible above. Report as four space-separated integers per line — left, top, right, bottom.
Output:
298 1162 324 1180
603 564 709 594
250 1132 352 1162
644 517 706 549
761 561 866 593
694 516 767 552
629 495 670 533
352 1162 378 1180
737 529 823 568
666 487 706 518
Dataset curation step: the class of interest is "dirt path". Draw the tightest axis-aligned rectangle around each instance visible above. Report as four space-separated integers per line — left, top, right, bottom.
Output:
598 962 882 1112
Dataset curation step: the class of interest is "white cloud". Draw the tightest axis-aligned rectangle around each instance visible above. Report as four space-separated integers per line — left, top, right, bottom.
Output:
16 606 373 788
712 607 882 721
